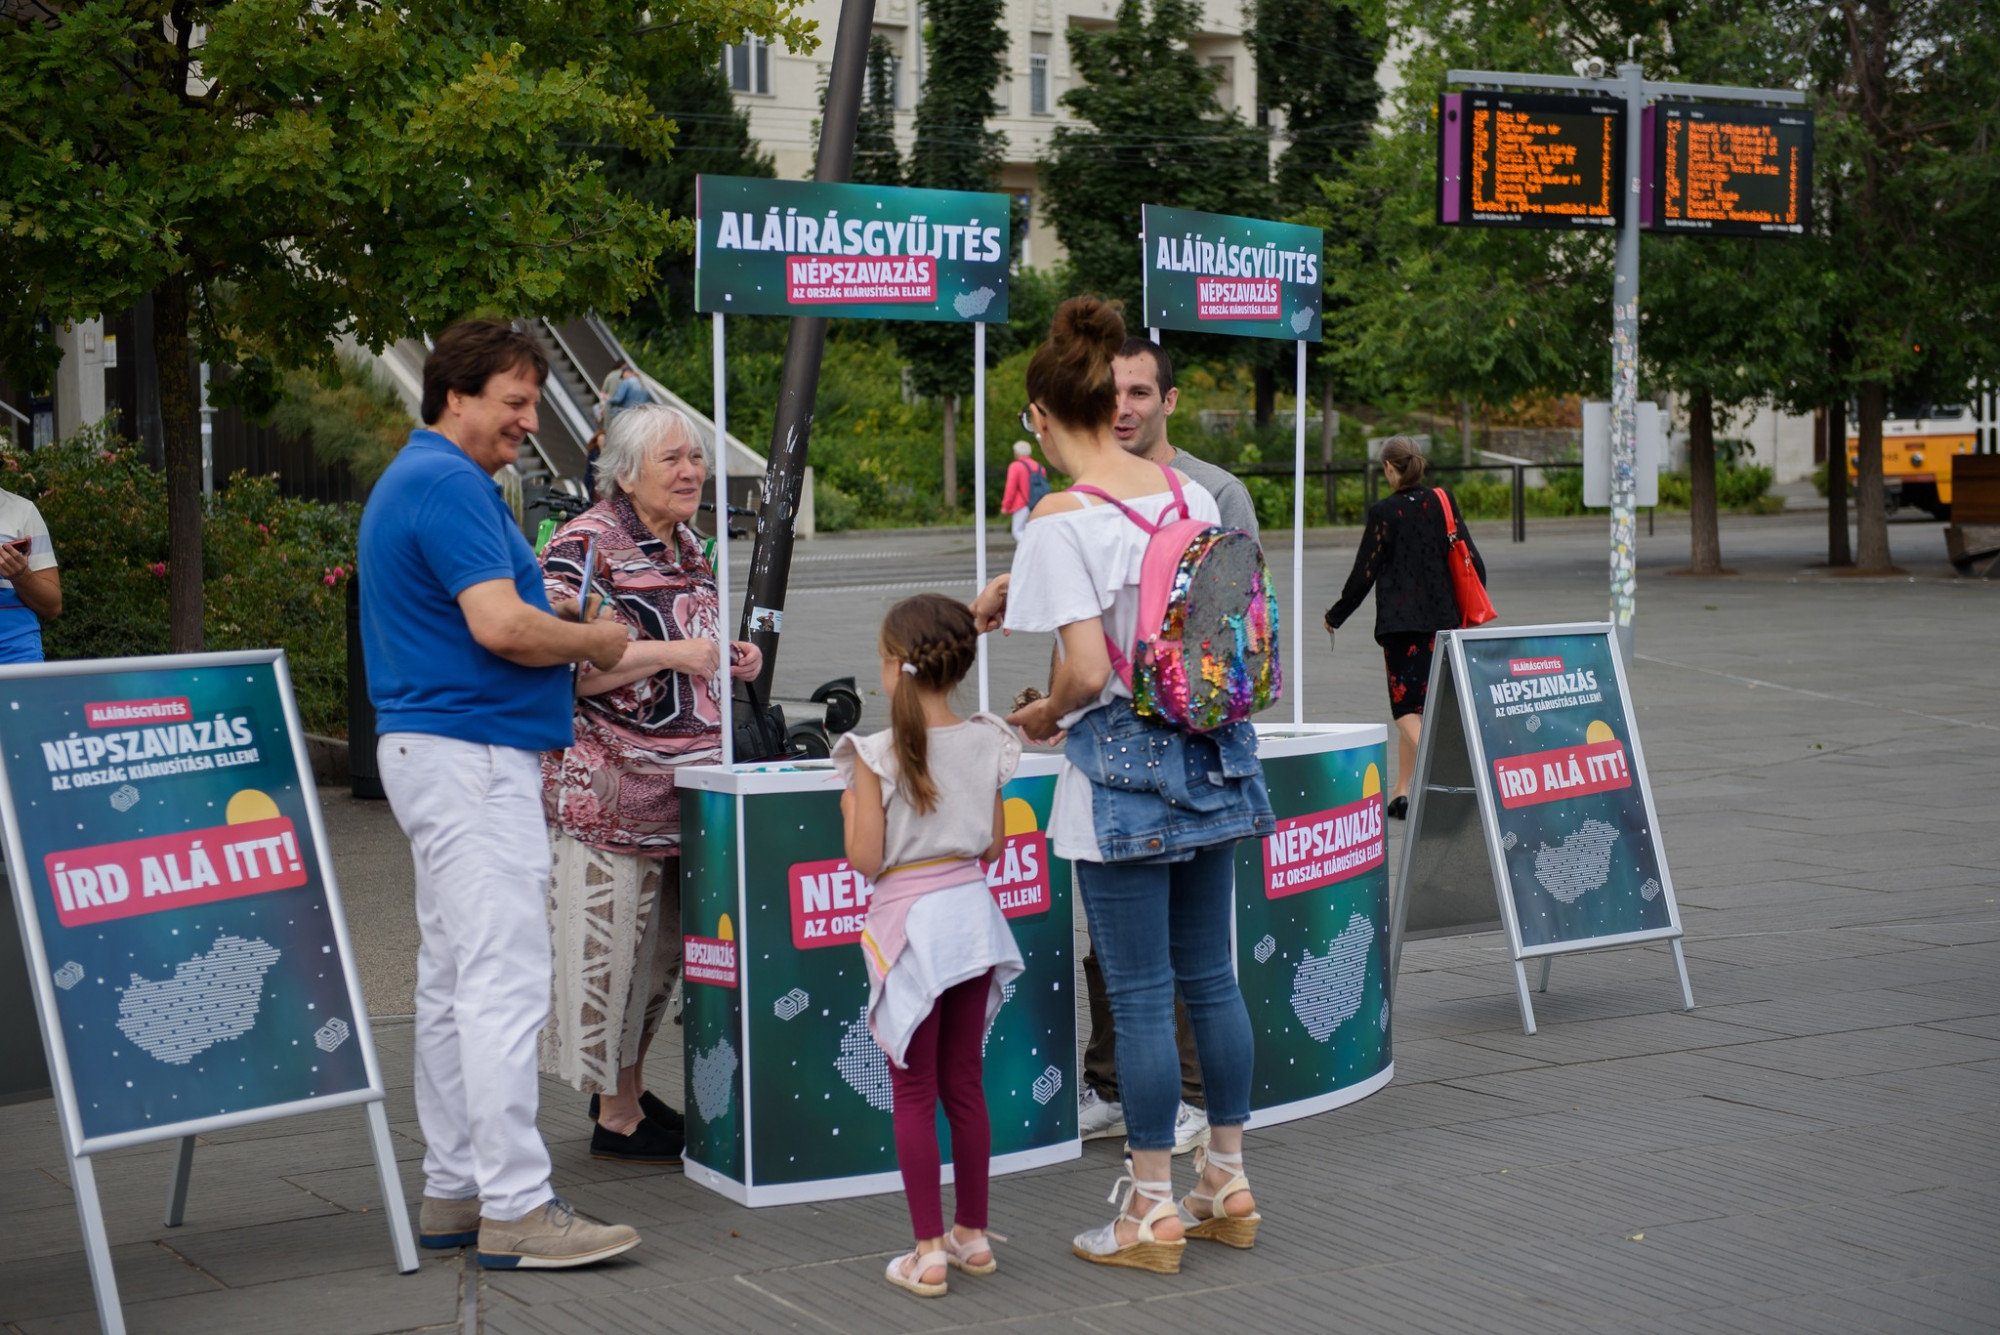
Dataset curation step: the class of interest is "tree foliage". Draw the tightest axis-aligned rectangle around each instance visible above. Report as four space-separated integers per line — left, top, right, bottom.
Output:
1040 0 1271 316
851 34 906 187
0 0 814 645
1247 0 1383 218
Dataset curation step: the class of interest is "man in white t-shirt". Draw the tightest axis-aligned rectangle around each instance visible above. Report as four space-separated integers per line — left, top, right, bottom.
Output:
0 488 62 662
1112 338 1259 542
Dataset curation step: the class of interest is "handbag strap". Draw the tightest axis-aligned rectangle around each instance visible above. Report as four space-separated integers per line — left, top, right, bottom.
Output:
1434 487 1461 542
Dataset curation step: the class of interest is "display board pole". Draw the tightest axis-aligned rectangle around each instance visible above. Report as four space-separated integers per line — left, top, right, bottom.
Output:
164 1134 194 1225
973 321 990 712
71 1154 125 1335
712 311 734 765
1608 60 1643 666
1292 339 1307 725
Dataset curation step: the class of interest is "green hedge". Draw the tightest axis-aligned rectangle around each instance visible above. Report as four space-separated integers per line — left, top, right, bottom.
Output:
12 428 359 734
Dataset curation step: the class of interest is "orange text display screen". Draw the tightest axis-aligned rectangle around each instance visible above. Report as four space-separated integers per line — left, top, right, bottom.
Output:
1653 104 1812 235
1464 93 1622 229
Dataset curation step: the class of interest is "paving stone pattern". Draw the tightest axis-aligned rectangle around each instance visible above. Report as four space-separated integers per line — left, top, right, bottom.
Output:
2 511 1994 1332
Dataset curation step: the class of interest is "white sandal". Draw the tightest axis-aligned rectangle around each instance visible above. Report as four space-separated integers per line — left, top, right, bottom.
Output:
1181 1146 1260 1248
884 1247 948 1298
1071 1172 1185 1273
943 1227 1002 1276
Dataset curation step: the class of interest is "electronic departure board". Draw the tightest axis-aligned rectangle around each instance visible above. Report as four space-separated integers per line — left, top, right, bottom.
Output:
1646 104 1812 235
1438 92 1624 230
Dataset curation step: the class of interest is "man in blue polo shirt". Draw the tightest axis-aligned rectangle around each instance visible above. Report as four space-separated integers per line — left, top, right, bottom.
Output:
360 319 636 1271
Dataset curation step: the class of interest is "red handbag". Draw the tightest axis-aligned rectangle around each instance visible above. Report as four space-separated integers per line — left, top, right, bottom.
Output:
1435 489 1497 627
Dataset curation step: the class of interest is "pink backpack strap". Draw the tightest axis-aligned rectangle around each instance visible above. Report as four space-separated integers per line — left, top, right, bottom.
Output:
1064 466 1188 689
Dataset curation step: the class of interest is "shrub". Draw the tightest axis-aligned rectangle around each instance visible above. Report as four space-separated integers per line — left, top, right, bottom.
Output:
14 427 358 734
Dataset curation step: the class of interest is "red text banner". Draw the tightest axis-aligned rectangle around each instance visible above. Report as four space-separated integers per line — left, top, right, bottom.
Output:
788 831 1053 950
1262 796 1386 899
684 935 738 988
1197 277 1280 319
86 696 191 728
44 817 308 928
1493 738 1632 809
786 256 937 305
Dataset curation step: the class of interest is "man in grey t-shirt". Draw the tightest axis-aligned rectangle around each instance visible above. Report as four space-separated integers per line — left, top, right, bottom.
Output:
1112 337 1259 542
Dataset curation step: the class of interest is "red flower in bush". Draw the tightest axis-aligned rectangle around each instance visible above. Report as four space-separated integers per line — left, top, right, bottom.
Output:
149 562 167 578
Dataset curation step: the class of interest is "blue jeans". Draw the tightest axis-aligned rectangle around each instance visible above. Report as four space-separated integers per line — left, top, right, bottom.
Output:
1076 843 1252 1151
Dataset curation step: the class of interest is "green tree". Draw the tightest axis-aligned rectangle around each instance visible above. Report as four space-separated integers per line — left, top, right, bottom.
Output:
603 56 776 338
0 1 812 649
1040 0 1272 315
851 35 906 188
898 0 1011 512
1810 0 2000 569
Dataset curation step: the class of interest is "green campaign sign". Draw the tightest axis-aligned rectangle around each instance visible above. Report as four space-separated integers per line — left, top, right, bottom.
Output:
694 175 1012 323
678 760 1075 1206
1454 629 1677 951
1234 729 1393 1122
1141 204 1323 342
0 653 379 1149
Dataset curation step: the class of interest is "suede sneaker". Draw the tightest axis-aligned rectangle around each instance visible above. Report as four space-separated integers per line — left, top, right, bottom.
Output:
1078 1085 1126 1141
477 1197 640 1269
418 1195 481 1249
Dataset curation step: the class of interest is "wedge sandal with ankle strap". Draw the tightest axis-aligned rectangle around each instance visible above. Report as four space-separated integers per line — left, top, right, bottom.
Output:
1181 1146 1260 1248
943 1228 1002 1276
885 1247 949 1298
1072 1173 1185 1273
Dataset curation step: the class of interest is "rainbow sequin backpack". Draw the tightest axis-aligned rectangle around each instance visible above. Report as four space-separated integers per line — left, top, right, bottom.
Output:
1071 465 1280 732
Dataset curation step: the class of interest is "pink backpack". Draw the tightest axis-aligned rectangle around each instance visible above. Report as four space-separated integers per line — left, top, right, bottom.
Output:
1070 465 1280 732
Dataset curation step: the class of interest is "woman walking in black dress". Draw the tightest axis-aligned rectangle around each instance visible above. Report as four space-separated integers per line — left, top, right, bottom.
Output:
1324 437 1486 817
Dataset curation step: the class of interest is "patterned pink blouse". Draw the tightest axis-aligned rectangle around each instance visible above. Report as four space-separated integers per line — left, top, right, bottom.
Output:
540 493 723 855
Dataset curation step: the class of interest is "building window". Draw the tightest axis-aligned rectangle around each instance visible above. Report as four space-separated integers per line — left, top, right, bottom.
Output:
725 37 770 95
1029 35 1051 115
1209 56 1234 111
890 55 905 110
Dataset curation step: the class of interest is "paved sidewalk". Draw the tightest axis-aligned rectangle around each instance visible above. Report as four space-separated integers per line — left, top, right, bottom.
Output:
4 510 1996 1332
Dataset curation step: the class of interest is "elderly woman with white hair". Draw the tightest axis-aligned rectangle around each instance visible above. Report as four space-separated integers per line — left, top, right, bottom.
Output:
537 403 761 1164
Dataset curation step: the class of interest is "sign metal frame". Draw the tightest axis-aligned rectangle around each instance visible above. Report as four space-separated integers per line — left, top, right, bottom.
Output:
1391 623 1694 1034
0 650 416 1335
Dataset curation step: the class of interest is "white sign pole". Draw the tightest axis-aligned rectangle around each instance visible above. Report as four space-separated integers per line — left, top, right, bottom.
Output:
1293 339 1307 726
712 311 734 765
973 321 990 713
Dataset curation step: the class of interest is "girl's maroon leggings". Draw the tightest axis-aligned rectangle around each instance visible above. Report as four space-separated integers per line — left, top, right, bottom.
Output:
888 970 993 1240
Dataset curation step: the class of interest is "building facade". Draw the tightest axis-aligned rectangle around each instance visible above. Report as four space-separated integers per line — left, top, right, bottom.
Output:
721 0 1260 268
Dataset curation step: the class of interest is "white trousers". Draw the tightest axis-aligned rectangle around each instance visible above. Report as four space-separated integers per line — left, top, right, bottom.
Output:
379 732 555 1220
1010 508 1029 541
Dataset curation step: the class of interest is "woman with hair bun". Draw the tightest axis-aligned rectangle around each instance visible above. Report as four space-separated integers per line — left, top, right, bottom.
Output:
1323 435 1487 818
976 296 1273 1275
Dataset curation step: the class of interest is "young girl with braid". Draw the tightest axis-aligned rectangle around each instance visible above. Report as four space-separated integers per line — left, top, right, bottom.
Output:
834 593 1024 1299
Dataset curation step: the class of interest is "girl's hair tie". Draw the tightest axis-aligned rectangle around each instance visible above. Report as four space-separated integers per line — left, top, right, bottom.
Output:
901 661 918 676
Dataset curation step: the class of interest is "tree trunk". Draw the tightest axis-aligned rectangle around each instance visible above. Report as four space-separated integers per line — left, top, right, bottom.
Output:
1252 365 1275 429
1459 399 1473 465
1687 389 1722 573
1826 395 1852 567
942 396 958 513
1854 381 1891 569
153 273 204 652
1318 377 1336 464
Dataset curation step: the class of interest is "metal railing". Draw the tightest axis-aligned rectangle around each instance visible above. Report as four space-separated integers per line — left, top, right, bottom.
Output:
1221 459 1654 542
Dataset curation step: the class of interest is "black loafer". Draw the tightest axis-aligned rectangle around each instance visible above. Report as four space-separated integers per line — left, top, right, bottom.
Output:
588 1091 686 1140
589 1113 684 1165
1386 795 1409 820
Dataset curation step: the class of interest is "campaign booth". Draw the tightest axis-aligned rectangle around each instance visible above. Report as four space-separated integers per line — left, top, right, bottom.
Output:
676 189 1395 1205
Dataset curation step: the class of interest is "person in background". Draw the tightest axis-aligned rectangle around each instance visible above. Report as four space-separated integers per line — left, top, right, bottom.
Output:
538 404 761 1165
582 428 604 499
604 363 650 425
835 594 1022 1298
1001 440 1048 542
361 318 640 1271
0 485 60 661
1113 338 1258 541
1323 436 1486 819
